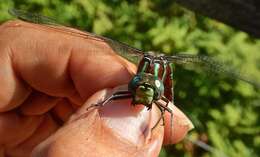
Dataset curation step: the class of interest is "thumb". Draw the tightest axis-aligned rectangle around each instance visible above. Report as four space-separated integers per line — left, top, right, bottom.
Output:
31 88 163 157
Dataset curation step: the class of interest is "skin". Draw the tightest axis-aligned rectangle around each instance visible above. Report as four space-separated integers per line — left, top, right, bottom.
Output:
0 20 193 157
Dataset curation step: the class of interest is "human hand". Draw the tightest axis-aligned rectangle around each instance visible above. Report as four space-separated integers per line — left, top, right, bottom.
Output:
0 20 193 157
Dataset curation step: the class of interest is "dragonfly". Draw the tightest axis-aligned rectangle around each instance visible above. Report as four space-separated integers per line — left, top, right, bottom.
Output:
9 9 260 146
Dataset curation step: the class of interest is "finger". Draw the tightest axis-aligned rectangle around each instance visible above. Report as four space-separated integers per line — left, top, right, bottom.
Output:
0 32 32 111
20 91 60 115
0 112 44 147
5 114 59 157
32 87 193 157
32 88 163 157
52 99 75 122
0 147 3 157
0 20 134 113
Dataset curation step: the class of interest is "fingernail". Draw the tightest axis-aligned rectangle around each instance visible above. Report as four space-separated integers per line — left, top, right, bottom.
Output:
179 117 194 131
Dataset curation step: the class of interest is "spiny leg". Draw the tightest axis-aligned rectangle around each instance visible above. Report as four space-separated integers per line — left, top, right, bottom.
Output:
86 90 132 110
153 98 173 142
73 90 132 122
162 62 175 142
161 96 170 106
168 62 175 104
152 101 165 131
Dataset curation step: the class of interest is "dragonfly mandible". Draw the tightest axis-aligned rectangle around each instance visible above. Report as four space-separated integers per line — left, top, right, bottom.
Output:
9 9 260 138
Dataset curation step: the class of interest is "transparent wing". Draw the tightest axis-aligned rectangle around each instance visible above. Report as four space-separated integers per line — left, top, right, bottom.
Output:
166 54 260 88
9 9 144 65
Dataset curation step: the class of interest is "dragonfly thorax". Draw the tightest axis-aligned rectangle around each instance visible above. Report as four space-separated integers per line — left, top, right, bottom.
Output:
128 73 164 108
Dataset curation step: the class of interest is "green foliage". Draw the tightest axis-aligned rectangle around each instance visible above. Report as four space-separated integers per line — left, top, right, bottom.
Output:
1 0 259 156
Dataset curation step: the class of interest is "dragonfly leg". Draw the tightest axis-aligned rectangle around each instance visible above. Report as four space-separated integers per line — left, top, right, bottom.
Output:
161 96 170 106
86 90 132 111
168 62 175 105
72 91 132 122
152 96 172 129
152 101 165 131
154 98 173 141
161 96 173 131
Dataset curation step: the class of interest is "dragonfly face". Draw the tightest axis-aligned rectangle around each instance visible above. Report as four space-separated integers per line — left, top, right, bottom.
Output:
128 73 164 108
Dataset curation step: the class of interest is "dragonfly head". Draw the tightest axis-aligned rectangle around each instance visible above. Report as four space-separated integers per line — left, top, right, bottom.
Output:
128 73 164 107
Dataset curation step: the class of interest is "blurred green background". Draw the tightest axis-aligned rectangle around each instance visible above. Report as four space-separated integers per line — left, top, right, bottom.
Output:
0 0 259 157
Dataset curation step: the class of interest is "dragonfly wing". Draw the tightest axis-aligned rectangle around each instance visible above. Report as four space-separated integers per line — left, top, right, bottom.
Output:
104 39 144 65
166 54 260 89
9 9 144 65
9 9 60 26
